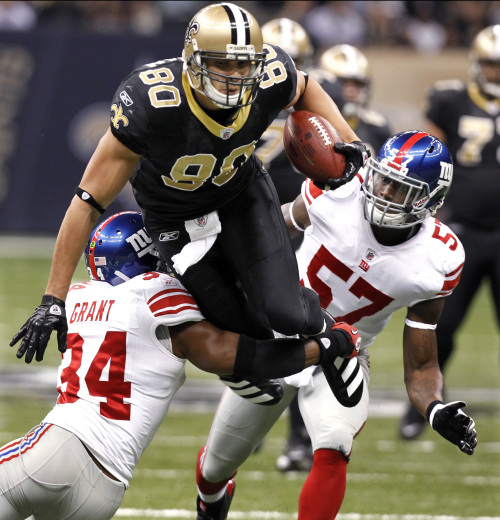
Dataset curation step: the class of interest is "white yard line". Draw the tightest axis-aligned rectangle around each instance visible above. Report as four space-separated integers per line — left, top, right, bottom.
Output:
115 510 500 520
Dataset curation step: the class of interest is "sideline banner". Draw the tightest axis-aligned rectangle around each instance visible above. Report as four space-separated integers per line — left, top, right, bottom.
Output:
0 27 184 233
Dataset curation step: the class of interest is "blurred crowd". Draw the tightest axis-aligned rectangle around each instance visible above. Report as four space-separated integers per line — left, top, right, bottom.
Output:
1 0 500 53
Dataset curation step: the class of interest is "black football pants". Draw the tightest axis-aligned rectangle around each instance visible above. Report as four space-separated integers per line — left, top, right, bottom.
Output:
436 225 500 370
144 168 323 340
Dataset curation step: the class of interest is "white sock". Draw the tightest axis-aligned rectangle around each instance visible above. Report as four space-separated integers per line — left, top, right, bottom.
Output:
198 485 226 504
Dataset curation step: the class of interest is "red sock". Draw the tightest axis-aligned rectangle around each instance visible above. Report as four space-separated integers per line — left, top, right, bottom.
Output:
298 449 348 520
196 445 236 496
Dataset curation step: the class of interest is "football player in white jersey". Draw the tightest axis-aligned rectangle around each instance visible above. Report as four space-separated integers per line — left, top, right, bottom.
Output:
1 212 360 520
194 131 478 520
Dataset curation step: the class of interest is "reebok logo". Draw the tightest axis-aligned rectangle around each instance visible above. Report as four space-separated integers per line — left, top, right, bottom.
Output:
159 231 179 242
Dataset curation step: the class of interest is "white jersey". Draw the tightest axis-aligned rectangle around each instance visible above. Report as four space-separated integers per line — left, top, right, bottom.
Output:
297 175 465 350
43 272 203 487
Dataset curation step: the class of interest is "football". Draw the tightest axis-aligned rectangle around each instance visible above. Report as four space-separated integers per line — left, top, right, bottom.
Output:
283 110 346 183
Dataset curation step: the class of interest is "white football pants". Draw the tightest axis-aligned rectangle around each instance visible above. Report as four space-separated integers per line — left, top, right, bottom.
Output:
0 424 125 520
201 353 370 483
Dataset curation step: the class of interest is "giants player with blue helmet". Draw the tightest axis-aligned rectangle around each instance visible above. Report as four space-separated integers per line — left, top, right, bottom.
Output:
1 212 359 520
11 3 370 368
194 132 477 520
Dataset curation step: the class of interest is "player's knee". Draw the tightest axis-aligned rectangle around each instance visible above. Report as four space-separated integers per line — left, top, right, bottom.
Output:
262 298 309 336
315 424 354 457
201 453 235 483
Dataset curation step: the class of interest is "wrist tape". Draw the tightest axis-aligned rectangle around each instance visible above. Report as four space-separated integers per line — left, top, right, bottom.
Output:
41 294 65 308
426 400 444 426
289 200 305 232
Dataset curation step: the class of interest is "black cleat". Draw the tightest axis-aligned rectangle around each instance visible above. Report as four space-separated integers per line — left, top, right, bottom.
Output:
197 480 236 520
399 404 427 440
276 438 313 473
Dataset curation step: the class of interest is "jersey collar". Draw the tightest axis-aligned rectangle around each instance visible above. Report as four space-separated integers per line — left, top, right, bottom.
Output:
182 71 251 138
468 82 500 115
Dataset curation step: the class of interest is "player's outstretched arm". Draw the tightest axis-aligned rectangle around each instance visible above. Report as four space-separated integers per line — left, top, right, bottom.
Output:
170 320 321 378
171 310 360 404
403 299 477 455
10 129 139 363
172 314 362 378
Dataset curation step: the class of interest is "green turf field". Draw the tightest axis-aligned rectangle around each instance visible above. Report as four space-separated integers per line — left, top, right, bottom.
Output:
1 245 499 519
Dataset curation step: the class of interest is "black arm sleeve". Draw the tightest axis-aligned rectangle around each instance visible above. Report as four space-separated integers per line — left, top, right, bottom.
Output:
233 334 307 379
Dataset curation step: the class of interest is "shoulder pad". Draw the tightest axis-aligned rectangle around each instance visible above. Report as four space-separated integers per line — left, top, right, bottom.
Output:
360 108 389 127
432 79 466 92
425 219 465 297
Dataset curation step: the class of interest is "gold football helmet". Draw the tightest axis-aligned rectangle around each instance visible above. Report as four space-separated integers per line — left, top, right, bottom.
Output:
319 44 370 108
261 18 313 68
183 3 266 109
470 25 500 99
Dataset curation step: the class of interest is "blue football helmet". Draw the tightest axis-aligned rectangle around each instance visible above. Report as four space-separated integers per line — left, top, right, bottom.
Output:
84 211 159 286
362 131 453 228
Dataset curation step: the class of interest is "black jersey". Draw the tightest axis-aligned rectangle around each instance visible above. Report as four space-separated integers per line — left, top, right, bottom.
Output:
110 45 297 221
426 80 500 229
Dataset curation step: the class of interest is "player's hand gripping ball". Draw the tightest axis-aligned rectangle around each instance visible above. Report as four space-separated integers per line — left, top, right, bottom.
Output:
284 110 347 186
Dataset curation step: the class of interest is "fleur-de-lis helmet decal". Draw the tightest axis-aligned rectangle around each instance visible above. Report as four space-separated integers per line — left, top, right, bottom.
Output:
185 18 199 45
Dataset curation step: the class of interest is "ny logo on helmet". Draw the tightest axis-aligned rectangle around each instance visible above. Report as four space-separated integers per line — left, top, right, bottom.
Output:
438 161 453 187
126 229 154 258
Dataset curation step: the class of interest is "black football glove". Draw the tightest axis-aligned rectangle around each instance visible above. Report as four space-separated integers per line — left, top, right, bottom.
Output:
310 310 364 407
313 141 370 191
312 311 361 363
427 400 478 455
10 294 68 364
219 375 284 406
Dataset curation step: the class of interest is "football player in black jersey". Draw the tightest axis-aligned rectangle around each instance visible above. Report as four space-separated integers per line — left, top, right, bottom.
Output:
400 25 500 440
11 4 368 366
315 44 393 158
